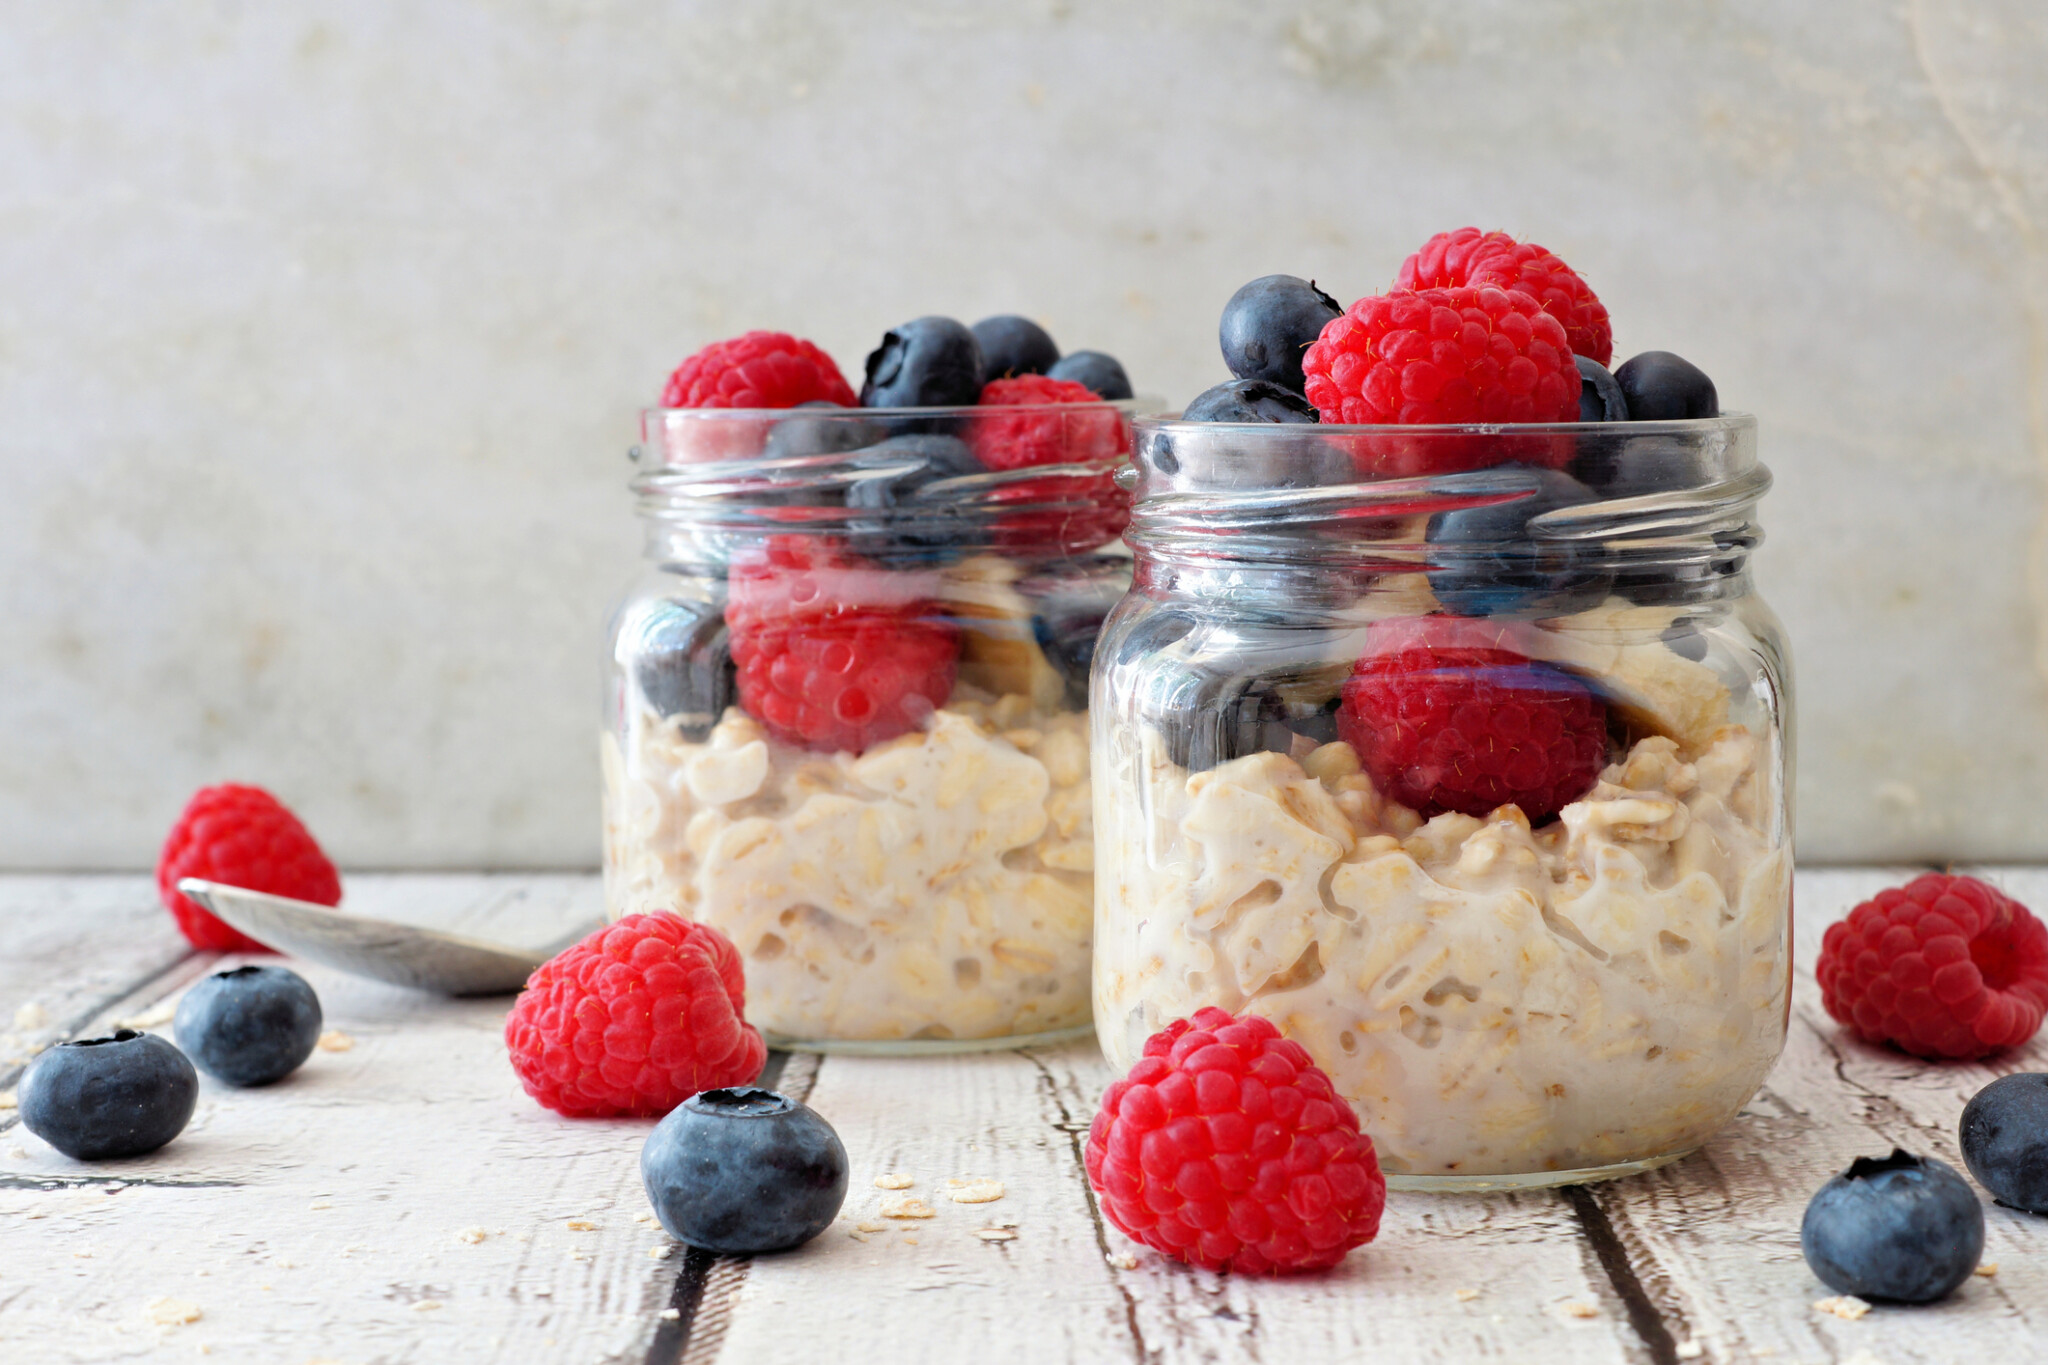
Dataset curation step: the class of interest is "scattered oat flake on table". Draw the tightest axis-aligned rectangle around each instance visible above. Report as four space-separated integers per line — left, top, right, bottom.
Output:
412 1300 442 1312
1674 1342 1703 1361
112 1000 176 1030
946 1179 1005 1204
143 1297 203 1326
316 1030 353 1052
566 1220 599 1231
975 1228 1017 1242
1106 1250 1138 1270
1453 1288 1479 1302
0 1090 15 1110
457 1227 489 1244
659 1308 681 1321
634 1211 658 1224
1815 1295 1871 1321
1975 1262 1998 1277
13 1002 48 1030
880 1196 935 1220
308 1201 333 1211
873 1172 914 1190
856 1221 887 1233
1558 1300 1600 1319
648 1245 672 1260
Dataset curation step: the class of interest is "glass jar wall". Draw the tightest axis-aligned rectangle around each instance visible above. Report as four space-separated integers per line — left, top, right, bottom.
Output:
605 402 1135 1052
1091 416 1792 1188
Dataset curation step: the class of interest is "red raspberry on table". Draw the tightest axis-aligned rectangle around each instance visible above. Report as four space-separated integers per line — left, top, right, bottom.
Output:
967 374 1131 554
1335 615 1609 823
156 784 341 952
504 913 766 1118
1395 227 1613 366
1085 1007 1385 1275
1818 874 2048 1060
661 331 857 409
1302 286 1582 428
725 535 959 755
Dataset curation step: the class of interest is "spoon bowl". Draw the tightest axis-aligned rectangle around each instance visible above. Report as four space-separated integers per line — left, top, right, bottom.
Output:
177 879 603 995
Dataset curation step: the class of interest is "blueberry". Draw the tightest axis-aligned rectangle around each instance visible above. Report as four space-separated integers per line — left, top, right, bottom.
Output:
173 965 323 1087
860 317 984 408
1424 464 1613 616
972 315 1059 381
1182 380 1319 424
1218 274 1341 394
1046 350 1133 401
1960 1073 2048 1213
18 1029 198 1161
1023 563 1130 709
1614 351 1718 421
1800 1149 1984 1303
844 434 984 559
625 598 735 741
1108 611 1345 771
1576 356 1628 422
640 1086 849 1254
1661 621 1710 662
762 404 884 461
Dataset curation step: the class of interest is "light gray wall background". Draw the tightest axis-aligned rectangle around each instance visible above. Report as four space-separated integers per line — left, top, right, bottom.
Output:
3 0 2045 869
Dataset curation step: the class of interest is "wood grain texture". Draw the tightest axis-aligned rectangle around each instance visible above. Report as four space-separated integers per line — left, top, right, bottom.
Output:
1587 867 2048 1365
3 871 2047 1365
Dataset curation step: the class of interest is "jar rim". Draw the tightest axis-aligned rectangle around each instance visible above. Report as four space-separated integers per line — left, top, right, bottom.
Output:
1134 412 1755 436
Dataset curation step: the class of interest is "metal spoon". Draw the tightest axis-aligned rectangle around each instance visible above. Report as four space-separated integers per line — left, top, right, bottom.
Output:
177 879 604 996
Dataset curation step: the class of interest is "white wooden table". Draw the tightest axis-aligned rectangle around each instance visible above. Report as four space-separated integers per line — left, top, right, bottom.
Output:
2 869 2044 1365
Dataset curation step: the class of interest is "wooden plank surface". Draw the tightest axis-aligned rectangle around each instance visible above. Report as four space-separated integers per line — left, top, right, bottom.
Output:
2 871 2045 1365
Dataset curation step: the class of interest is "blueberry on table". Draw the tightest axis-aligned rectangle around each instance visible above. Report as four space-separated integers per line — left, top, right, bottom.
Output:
1960 1073 2048 1213
860 317 985 408
1614 351 1718 420
640 1087 849 1255
1424 463 1613 616
1575 355 1628 422
626 598 736 741
173 964 324 1087
972 315 1059 381
1046 350 1134 401
1218 274 1342 394
1182 380 1319 424
1800 1149 1984 1303
17 1030 199 1160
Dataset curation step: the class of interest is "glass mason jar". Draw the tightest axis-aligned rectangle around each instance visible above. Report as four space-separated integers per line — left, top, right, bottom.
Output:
1092 416 1792 1189
604 400 1138 1053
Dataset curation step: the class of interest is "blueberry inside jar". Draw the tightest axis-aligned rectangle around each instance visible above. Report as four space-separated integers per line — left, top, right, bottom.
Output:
604 328 1141 1051
1093 415 1792 1188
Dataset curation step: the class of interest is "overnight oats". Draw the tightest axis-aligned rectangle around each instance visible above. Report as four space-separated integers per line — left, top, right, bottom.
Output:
605 319 1139 1051
1091 242 1793 1187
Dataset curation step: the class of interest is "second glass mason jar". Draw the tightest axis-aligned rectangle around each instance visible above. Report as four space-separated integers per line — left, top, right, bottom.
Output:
1093 416 1792 1188
605 401 1135 1052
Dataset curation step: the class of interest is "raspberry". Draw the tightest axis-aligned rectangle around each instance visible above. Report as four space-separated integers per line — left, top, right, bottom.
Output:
156 785 341 952
1335 615 1608 822
1395 227 1613 365
1817 874 2048 1060
1084 1007 1385 1274
966 375 1131 554
504 913 766 1118
661 331 857 410
1302 286 1581 429
725 535 959 754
